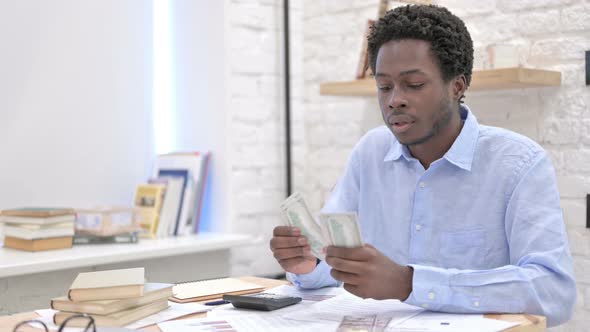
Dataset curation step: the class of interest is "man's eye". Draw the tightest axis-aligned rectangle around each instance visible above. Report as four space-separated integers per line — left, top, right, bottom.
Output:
408 83 424 89
378 86 392 91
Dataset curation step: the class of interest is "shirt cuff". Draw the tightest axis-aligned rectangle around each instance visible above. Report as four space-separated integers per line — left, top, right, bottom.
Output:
286 260 339 289
404 264 452 310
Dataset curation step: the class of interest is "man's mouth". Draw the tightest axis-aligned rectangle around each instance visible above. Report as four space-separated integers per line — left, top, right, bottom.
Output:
392 121 414 133
389 114 416 134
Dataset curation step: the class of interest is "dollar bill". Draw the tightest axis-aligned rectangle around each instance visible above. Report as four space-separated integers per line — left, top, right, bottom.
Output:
320 213 363 248
280 192 328 260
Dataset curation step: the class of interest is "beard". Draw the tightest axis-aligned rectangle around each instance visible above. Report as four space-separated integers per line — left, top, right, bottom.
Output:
392 94 454 146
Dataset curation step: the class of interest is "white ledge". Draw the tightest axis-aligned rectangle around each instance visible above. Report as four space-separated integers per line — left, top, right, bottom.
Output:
0 232 251 278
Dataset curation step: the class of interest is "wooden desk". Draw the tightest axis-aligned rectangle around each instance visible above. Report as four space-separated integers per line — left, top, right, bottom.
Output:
0 276 546 332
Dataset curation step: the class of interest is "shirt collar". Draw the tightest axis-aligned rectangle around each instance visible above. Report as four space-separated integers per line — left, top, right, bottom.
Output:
443 104 479 171
383 104 479 171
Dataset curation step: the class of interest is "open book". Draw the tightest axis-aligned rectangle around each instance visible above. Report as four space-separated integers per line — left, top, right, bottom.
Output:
170 277 264 303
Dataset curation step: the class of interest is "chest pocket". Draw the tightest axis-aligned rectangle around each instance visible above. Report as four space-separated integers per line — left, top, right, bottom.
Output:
439 229 487 269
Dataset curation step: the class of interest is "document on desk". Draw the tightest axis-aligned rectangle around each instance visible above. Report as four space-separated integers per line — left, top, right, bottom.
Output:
159 315 338 332
389 311 519 332
126 301 211 328
264 284 346 302
282 292 423 324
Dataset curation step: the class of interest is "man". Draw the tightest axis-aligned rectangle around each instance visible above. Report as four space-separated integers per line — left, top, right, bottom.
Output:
269 4 575 327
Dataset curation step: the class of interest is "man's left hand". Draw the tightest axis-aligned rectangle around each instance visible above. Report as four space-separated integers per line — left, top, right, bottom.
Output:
325 244 413 300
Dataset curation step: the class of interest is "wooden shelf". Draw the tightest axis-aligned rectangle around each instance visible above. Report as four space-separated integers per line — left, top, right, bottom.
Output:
319 67 561 96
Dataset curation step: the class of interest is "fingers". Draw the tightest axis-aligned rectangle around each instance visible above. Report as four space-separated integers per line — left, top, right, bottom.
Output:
330 269 362 285
273 245 311 261
270 226 311 262
273 226 300 236
342 283 360 296
270 235 307 250
279 257 312 271
325 256 365 274
326 244 375 261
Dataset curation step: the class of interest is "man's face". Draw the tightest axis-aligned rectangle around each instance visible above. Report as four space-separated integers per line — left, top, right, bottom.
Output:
375 39 455 146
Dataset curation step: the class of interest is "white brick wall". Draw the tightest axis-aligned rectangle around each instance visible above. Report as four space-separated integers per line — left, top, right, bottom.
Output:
227 0 304 277
300 0 590 330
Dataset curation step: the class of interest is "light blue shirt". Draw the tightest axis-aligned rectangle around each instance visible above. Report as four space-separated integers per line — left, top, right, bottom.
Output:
288 105 575 327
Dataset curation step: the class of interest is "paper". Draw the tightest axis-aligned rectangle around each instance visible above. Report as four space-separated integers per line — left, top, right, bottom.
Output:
283 293 423 325
280 192 327 259
389 312 519 332
263 284 346 302
319 213 363 248
158 317 238 332
280 193 364 260
159 315 337 332
337 313 393 332
32 309 84 332
126 301 210 328
33 302 210 331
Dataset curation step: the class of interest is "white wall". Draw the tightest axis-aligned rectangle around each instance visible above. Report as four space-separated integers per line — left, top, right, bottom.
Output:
170 0 230 232
0 0 154 209
0 0 232 235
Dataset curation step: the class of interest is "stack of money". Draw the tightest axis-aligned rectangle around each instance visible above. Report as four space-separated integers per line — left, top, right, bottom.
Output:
280 192 364 260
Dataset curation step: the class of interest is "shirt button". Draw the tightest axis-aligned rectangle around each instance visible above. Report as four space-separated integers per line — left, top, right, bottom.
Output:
427 292 435 300
421 303 429 308
419 182 426 188
415 224 422 231
473 301 480 307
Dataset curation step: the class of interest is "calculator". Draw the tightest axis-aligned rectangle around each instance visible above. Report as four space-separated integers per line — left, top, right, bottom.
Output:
222 292 302 311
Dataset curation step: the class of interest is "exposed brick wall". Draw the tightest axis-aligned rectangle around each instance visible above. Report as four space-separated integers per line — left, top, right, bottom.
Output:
227 0 304 277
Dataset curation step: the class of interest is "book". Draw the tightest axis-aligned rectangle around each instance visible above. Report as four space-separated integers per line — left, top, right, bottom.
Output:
155 152 209 236
54 298 169 327
0 213 76 225
68 268 145 302
3 236 73 252
73 232 139 245
51 283 172 315
156 169 189 236
134 184 166 239
5 221 74 230
170 277 264 303
3 222 74 240
191 151 211 233
148 177 184 238
0 207 75 218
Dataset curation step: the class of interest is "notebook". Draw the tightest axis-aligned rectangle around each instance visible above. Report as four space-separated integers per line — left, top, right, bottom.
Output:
170 277 264 303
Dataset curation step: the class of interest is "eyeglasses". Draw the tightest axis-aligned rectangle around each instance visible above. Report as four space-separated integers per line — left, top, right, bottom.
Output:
13 313 96 332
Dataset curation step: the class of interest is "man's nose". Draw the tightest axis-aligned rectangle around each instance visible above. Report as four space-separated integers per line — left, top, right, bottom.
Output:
388 89 407 110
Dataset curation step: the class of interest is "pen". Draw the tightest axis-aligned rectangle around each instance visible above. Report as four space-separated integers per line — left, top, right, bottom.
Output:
204 300 231 306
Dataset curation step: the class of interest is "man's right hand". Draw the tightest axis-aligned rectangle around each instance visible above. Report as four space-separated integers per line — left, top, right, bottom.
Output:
270 226 317 275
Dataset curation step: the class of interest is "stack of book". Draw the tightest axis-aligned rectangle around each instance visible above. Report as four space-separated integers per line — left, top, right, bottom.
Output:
51 267 172 327
0 207 76 251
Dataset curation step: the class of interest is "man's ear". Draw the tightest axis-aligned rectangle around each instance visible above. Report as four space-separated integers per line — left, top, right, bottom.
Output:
451 75 467 101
